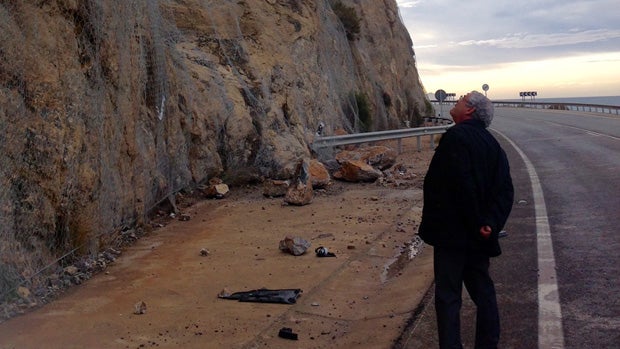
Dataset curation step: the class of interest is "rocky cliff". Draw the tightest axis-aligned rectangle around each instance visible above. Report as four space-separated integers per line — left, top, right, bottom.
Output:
0 0 429 300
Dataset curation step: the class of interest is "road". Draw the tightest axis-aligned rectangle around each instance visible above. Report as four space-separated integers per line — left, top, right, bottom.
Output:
401 108 620 348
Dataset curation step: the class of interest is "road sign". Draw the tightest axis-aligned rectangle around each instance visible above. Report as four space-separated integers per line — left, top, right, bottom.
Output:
434 89 447 102
519 91 538 100
482 84 489 91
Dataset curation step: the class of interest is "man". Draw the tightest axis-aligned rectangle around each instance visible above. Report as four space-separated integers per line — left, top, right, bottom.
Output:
419 91 514 349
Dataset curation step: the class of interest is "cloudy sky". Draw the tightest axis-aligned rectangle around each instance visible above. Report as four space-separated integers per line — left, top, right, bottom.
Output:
396 0 620 99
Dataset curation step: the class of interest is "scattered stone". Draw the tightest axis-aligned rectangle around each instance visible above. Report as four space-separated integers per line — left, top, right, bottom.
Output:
284 159 313 206
284 180 313 205
121 228 138 243
278 327 298 340
102 250 116 262
200 248 210 256
179 213 191 221
16 286 31 300
107 248 121 256
63 266 79 276
70 275 82 285
279 236 311 256
263 179 290 197
336 146 397 170
309 159 331 189
204 183 230 199
334 160 382 182
366 146 398 170
217 288 232 298
134 301 147 315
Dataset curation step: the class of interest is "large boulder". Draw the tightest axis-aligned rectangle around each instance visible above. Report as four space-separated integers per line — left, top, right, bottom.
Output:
335 145 397 170
334 159 382 182
309 159 331 189
284 159 313 206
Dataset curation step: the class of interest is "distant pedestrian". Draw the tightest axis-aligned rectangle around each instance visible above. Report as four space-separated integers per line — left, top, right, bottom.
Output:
419 91 514 348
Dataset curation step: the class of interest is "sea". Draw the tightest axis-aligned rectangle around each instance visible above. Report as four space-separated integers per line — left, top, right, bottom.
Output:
495 95 620 107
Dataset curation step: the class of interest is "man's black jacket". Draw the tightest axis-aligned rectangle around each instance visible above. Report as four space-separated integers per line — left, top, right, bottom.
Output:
419 119 514 257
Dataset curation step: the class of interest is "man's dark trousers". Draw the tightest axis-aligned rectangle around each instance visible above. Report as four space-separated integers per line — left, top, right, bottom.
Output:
434 247 500 349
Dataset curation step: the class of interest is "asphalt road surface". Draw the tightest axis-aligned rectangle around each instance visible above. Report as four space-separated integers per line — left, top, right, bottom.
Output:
401 108 620 349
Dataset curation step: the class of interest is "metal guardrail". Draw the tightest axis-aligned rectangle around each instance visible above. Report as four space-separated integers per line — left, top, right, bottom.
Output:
311 118 454 153
492 101 620 115
431 100 620 116
312 99 619 154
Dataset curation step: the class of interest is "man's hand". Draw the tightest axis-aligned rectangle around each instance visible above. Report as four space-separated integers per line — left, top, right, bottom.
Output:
480 225 492 239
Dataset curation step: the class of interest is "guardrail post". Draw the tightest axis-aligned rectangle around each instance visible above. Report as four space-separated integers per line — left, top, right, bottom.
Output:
430 134 435 149
397 139 402 154
417 135 421 152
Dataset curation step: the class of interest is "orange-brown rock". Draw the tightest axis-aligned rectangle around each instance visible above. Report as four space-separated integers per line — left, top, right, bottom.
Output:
336 145 397 170
284 159 313 206
203 183 230 199
334 159 383 182
262 179 290 198
309 159 331 189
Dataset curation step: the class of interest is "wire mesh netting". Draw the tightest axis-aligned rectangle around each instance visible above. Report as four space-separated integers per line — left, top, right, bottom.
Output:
0 0 182 308
0 0 429 313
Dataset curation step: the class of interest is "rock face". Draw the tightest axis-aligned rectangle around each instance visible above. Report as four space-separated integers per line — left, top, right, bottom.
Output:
0 0 429 295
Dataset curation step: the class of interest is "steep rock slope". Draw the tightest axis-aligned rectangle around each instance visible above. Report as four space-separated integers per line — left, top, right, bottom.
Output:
0 0 428 300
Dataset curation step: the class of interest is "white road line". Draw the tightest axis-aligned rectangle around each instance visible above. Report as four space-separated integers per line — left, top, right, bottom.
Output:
543 121 620 141
492 128 566 349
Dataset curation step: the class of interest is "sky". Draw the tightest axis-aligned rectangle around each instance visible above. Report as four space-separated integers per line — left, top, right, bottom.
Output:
396 0 620 99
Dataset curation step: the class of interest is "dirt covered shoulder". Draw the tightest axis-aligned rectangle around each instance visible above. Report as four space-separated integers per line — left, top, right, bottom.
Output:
0 139 436 349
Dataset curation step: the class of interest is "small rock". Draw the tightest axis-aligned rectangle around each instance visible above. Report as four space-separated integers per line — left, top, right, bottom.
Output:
63 266 79 276
204 183 230 199
217 288 231 298
279 236 311 256
200 248 210 256
108 248 121 255
134 301 147 315
263 179 290 197
17 286 31 299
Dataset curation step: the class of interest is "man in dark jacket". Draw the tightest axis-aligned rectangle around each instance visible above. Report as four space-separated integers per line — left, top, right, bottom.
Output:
419 91 514 349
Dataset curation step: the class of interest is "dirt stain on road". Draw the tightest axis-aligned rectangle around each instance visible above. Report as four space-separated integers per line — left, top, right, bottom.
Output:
0 140 436 349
